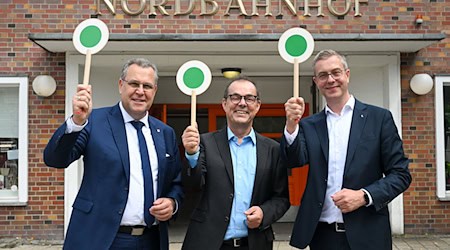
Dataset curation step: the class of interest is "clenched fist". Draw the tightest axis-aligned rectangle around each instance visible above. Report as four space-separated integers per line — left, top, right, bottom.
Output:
182 123 200 155
284 97 305 134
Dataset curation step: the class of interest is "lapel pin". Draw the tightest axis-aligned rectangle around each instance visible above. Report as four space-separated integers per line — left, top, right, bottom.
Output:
157 128 161 133
361 114 364 118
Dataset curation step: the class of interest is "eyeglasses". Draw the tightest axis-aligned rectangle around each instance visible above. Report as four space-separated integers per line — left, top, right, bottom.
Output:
315 69 345 82
227 94 259 105
122 79 155 91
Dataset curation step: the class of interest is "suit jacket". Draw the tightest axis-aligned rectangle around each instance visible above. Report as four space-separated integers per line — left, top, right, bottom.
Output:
44 103 184 250
182 128 290 250
280 99 411 250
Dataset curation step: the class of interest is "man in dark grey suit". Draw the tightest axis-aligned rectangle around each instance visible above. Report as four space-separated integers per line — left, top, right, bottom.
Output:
281 49 412 250
44 58 183 250
181 76 290 250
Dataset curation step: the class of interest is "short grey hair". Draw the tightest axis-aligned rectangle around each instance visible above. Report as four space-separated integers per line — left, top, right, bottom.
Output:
312 49 348 74
120 58 159 84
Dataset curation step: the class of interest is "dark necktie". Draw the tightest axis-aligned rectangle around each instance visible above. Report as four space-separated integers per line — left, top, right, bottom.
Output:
130 121 155 226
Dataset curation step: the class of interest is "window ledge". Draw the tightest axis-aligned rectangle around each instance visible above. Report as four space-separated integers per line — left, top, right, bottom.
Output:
0 201 27 206
437 196 450 202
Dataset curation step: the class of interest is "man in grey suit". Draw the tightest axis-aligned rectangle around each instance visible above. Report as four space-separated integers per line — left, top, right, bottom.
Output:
281 49 412 249
181 76 290 250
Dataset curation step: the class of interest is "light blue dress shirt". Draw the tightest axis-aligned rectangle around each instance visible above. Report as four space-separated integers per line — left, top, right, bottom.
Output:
185 127 257 239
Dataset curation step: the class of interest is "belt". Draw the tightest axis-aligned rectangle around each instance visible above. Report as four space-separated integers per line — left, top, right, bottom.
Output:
318 222 346 232
223 237 248 247
118 225 158 236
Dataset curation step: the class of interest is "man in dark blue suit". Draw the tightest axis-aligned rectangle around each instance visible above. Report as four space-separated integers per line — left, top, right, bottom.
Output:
44 58 184 250
281 50 411 250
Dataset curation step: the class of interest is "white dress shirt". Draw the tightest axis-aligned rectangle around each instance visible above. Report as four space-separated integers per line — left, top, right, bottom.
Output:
284 96 372 224
120 103 158 226
66 102 158 226
319 97 354 223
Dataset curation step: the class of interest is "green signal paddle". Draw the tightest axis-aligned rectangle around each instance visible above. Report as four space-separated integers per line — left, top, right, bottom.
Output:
176 60 212 126
73 19 109 85
278 28 314 97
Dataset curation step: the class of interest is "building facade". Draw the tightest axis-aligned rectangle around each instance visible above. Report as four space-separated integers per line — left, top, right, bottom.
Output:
0 0 449 241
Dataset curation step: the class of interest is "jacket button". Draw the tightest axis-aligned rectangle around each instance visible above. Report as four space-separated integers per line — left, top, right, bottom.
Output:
225 216 229 222
318 203 323 208
118 209 123 214
229 193 234 199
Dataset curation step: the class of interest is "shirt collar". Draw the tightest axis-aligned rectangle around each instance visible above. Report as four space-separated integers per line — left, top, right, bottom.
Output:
119 101 149 128
325 95 355 115
227 127 256 145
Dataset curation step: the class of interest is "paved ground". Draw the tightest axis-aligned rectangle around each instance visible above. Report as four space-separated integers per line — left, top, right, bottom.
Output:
1 223 450 249
2 235 450 250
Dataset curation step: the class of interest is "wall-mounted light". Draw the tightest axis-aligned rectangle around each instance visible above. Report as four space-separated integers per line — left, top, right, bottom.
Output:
221 68 241 79
32 75 57 97
415 14 423 25
410 73 433 95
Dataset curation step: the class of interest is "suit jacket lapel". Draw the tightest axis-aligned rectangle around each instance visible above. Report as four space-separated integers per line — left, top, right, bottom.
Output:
314 110 329 163
253 133 267 199
108 104 130 182
344 100 368 175
149 117 165 198
214 129 234 184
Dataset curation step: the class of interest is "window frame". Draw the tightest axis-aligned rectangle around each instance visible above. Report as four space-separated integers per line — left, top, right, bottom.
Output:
0 76 28 205
435 75 450 200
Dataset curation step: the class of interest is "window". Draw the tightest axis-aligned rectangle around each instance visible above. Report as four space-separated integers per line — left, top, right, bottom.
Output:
435 75 450 200
0 77 28 205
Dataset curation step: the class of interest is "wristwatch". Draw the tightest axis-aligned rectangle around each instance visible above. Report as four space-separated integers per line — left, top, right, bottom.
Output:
363 192 370 205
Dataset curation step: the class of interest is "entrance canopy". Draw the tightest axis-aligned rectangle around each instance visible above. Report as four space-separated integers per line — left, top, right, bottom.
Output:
29 33 445 76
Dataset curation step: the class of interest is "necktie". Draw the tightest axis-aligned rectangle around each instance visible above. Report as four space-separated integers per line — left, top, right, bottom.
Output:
130 121 155 226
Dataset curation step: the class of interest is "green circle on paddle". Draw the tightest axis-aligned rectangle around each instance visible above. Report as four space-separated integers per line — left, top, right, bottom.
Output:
80 25 102 48
183 67 204 89
285 35 307 57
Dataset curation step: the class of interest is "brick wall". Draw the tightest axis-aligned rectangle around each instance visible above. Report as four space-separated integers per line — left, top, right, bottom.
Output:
0 0 449 239
402 37 450 234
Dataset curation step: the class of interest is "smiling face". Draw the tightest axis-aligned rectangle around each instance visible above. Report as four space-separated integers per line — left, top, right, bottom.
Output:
118 64 158 120
313 55 351 105
222 79 261 133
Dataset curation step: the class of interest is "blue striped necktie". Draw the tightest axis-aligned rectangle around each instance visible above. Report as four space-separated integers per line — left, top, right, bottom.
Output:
130 120 155 226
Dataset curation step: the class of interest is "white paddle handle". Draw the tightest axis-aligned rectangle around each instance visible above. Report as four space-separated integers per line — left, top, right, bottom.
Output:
83 49 92 85
294 58 299 98
191 90 197 126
